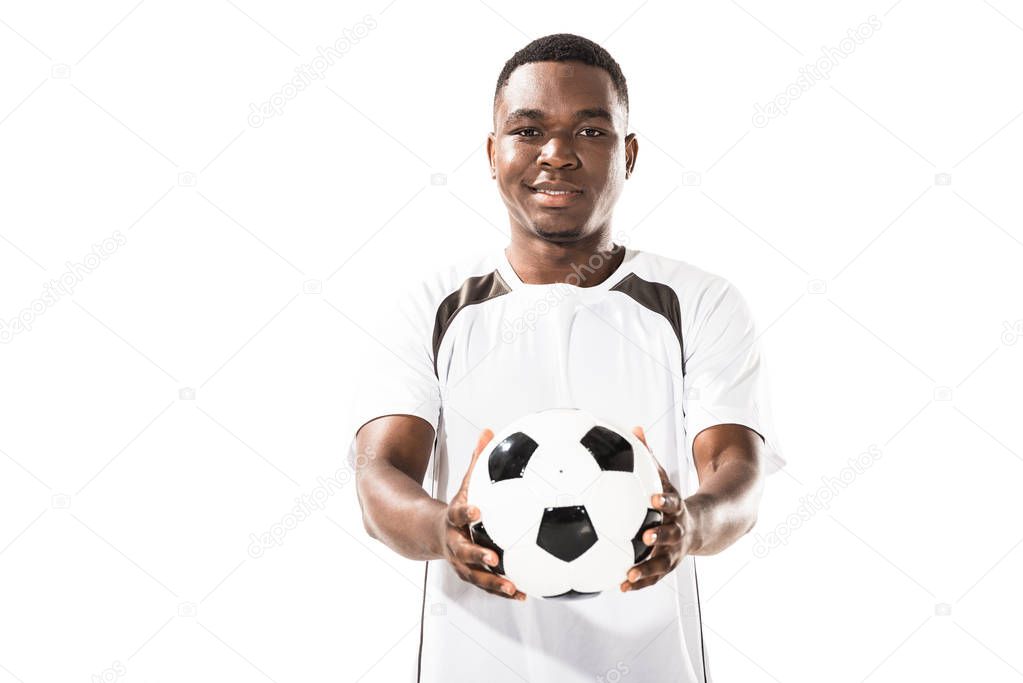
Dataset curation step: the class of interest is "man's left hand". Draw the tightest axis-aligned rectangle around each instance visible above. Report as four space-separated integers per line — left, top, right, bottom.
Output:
620 425 701 592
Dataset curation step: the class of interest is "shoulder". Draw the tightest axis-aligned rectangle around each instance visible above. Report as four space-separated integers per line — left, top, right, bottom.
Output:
408 249 502 304
395 248 505 328
625 250 757 345
626 249 746 306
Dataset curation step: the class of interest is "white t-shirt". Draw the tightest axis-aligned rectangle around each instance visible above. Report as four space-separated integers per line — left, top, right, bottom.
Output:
349 245 783 683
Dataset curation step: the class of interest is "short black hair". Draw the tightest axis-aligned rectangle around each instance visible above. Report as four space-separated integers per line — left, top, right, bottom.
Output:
494 33 629 115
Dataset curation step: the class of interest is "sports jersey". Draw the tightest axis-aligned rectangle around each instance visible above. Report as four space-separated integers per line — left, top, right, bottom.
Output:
348 244 783 683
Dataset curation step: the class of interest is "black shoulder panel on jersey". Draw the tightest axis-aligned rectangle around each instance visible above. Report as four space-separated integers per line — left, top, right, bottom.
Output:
432 269 512 376
609 272 686 375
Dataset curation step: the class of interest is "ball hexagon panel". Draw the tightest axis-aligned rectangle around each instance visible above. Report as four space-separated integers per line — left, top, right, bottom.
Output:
567 536 637 593
580 471 648 543
629 435 663 498
523 441 603 502
502 528 572 597
471 476 546 547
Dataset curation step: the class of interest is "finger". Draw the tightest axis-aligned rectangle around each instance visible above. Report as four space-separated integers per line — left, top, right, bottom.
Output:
459 428 495 494
632 429 680 518
457 563 522 599
621 574 662 592
627 553 673 584
641 522 683 548
447 500 480 528
651 490 682 516
652 458 679 495
481 585 527 601
472 428 495 462
450 532 501 569
631 425 649 450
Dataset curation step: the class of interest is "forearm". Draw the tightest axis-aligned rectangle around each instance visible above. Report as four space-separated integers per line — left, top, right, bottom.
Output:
357 460 447 561
685 453 764 556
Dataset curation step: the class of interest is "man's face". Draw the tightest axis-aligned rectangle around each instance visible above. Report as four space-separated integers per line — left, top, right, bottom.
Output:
488 61 637 244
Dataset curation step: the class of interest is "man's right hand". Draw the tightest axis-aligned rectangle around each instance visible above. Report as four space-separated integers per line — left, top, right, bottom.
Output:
436 428 527 601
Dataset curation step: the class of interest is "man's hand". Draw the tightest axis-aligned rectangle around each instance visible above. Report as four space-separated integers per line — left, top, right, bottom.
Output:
620 426 700 592
436 428 527 601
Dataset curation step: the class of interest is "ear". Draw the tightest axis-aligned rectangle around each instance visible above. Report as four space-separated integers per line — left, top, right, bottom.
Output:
486 132 497 179
624 133 638 179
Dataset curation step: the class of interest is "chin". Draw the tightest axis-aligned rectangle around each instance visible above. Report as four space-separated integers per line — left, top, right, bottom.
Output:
531 217 589 244
533 223 585 243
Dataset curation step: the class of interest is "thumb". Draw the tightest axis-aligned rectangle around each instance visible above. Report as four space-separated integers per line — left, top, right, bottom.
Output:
631 425 650 452
459 428 494 496
653 458 678 495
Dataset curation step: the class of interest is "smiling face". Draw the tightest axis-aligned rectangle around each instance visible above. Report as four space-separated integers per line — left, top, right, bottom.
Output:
488 61 637 245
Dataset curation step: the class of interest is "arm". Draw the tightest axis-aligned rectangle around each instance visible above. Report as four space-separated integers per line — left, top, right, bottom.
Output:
354 414 445 560
624 279 773 590
622 422 765 591
354 415 526 600
685 423 765 556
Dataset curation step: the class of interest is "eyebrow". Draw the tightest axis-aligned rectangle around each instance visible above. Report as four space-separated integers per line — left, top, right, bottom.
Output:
503 107 614 127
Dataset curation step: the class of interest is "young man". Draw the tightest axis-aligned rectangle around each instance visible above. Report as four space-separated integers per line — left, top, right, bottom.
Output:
351 33 781 683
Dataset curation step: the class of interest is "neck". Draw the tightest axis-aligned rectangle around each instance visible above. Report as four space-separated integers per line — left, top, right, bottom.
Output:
504 229 625 287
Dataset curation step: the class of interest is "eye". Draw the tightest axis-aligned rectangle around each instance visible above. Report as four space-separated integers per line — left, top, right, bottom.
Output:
514 128 541 137
579 128 604 137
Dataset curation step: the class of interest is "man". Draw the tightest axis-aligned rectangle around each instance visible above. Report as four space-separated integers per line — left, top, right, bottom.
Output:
351 33 782 683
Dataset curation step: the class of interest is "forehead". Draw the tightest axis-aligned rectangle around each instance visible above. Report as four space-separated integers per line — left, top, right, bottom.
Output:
495 61 625 126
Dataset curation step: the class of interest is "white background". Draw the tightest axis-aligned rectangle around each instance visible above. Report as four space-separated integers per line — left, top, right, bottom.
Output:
1 1 1022 681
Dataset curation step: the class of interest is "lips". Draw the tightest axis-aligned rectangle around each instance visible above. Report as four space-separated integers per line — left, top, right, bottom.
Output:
526 182 583 207
528 181 583 195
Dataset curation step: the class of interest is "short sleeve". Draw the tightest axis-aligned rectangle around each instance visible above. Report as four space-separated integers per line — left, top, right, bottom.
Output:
345 285 442 463
682 279 786 474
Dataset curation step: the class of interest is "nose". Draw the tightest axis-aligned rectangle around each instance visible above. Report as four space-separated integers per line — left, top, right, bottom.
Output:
537 135 578 169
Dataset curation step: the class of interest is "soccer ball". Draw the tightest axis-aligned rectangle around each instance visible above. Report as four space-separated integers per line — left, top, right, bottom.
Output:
467 408 664 599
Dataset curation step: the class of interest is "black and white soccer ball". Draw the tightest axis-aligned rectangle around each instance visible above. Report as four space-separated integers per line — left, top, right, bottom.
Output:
467 408 664 599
